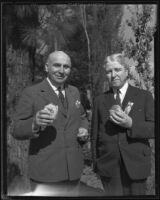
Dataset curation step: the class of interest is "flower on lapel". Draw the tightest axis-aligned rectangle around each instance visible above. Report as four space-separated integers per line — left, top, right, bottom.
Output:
124 101 134 115
75 100 81 108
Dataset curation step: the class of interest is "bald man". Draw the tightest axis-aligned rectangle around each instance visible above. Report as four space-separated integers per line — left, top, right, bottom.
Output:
12 51 89 194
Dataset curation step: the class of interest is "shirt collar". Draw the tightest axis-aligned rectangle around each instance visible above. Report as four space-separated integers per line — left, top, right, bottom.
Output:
119 81 128 96
46 77 64 92
113 81 128 96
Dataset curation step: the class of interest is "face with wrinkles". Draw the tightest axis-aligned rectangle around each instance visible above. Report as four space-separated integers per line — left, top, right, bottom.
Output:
45 51 71 87
104 54 128 89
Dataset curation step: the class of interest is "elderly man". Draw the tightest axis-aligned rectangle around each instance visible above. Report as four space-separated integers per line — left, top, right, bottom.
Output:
12 51 89 194
91 53 154 196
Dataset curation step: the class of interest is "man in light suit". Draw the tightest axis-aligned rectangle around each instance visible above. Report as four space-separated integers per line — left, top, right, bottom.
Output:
91 53 154 196
12 51 89 194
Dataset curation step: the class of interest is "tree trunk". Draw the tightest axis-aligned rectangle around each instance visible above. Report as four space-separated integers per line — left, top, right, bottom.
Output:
7 46 32 194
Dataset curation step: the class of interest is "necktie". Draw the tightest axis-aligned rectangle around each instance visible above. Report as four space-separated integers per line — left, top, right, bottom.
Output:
115 89 121 106
58 87 67 110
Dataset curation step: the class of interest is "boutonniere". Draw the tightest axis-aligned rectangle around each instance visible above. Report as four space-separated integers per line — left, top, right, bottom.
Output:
124 101 134 115
75 100 81 108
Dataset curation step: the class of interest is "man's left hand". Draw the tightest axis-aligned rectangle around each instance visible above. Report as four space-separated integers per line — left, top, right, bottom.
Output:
77 128 89 142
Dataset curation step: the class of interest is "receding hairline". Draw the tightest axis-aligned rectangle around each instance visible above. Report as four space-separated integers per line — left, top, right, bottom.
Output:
47 51 71 64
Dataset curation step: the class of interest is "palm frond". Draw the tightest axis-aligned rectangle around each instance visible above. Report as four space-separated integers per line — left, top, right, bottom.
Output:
14 5 38 19
20 26 39 48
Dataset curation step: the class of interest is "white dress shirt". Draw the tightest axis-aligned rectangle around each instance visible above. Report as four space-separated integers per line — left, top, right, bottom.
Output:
113 81 128 104
46 77 65 97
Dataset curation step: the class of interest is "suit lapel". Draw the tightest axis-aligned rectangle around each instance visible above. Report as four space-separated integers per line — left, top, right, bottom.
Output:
102 85 138 114
38 79 58 103
38 79 67 116
103 89 115 110
65 85 76 119
122 84 138 112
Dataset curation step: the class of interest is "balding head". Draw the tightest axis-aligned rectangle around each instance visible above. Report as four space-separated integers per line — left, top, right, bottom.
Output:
47 51 71 67
45 51 72 87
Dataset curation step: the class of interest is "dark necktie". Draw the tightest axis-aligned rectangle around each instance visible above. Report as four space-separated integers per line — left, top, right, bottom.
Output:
58 87 67 110
115 89 121 106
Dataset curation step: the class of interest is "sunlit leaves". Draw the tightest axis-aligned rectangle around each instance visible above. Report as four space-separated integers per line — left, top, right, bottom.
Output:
123 5 156 91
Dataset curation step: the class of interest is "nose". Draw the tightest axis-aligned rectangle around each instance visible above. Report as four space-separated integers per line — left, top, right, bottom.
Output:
59 65 64 73
111 70 116 77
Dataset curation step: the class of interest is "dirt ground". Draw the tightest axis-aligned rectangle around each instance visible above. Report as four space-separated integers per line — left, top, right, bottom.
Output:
81 165 103 190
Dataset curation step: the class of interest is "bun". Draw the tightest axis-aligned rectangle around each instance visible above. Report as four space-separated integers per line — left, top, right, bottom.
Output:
111 104 122 111
44 103 58 119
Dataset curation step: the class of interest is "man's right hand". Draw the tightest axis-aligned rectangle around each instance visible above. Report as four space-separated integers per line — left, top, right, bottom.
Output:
33 109 54 129
109 105 132 128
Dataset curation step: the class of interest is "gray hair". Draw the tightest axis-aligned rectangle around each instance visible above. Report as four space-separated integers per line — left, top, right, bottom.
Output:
103 53 129 70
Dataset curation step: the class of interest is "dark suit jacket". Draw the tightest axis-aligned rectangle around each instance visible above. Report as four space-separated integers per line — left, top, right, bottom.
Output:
13 79 89 182
91 84 154 180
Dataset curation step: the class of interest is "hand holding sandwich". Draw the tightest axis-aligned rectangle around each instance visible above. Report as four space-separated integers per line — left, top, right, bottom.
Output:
33 103 58 131
109 104 132 128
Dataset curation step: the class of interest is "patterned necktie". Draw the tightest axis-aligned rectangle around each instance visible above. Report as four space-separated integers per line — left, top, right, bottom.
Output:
58 87 67 110
115 89 121 106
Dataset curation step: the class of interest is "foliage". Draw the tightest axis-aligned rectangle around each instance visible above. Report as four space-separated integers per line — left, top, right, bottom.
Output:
123 5 156 92
4 5 39 49
85 5 123 97
35 5 89 88
120 5 156 195
4 4 156 195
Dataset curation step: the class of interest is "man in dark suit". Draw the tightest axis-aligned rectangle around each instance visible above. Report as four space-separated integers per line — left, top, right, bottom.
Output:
12 51 89 195
91 53 154 196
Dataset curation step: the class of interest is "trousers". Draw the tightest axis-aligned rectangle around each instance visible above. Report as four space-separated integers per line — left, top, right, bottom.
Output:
100 157 146 196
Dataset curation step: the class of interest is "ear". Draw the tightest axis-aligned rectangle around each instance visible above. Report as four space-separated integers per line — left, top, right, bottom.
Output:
125 70 129 79
45 63 48 72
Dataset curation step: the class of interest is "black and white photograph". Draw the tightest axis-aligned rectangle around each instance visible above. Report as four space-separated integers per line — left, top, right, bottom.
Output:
1 1 159 198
